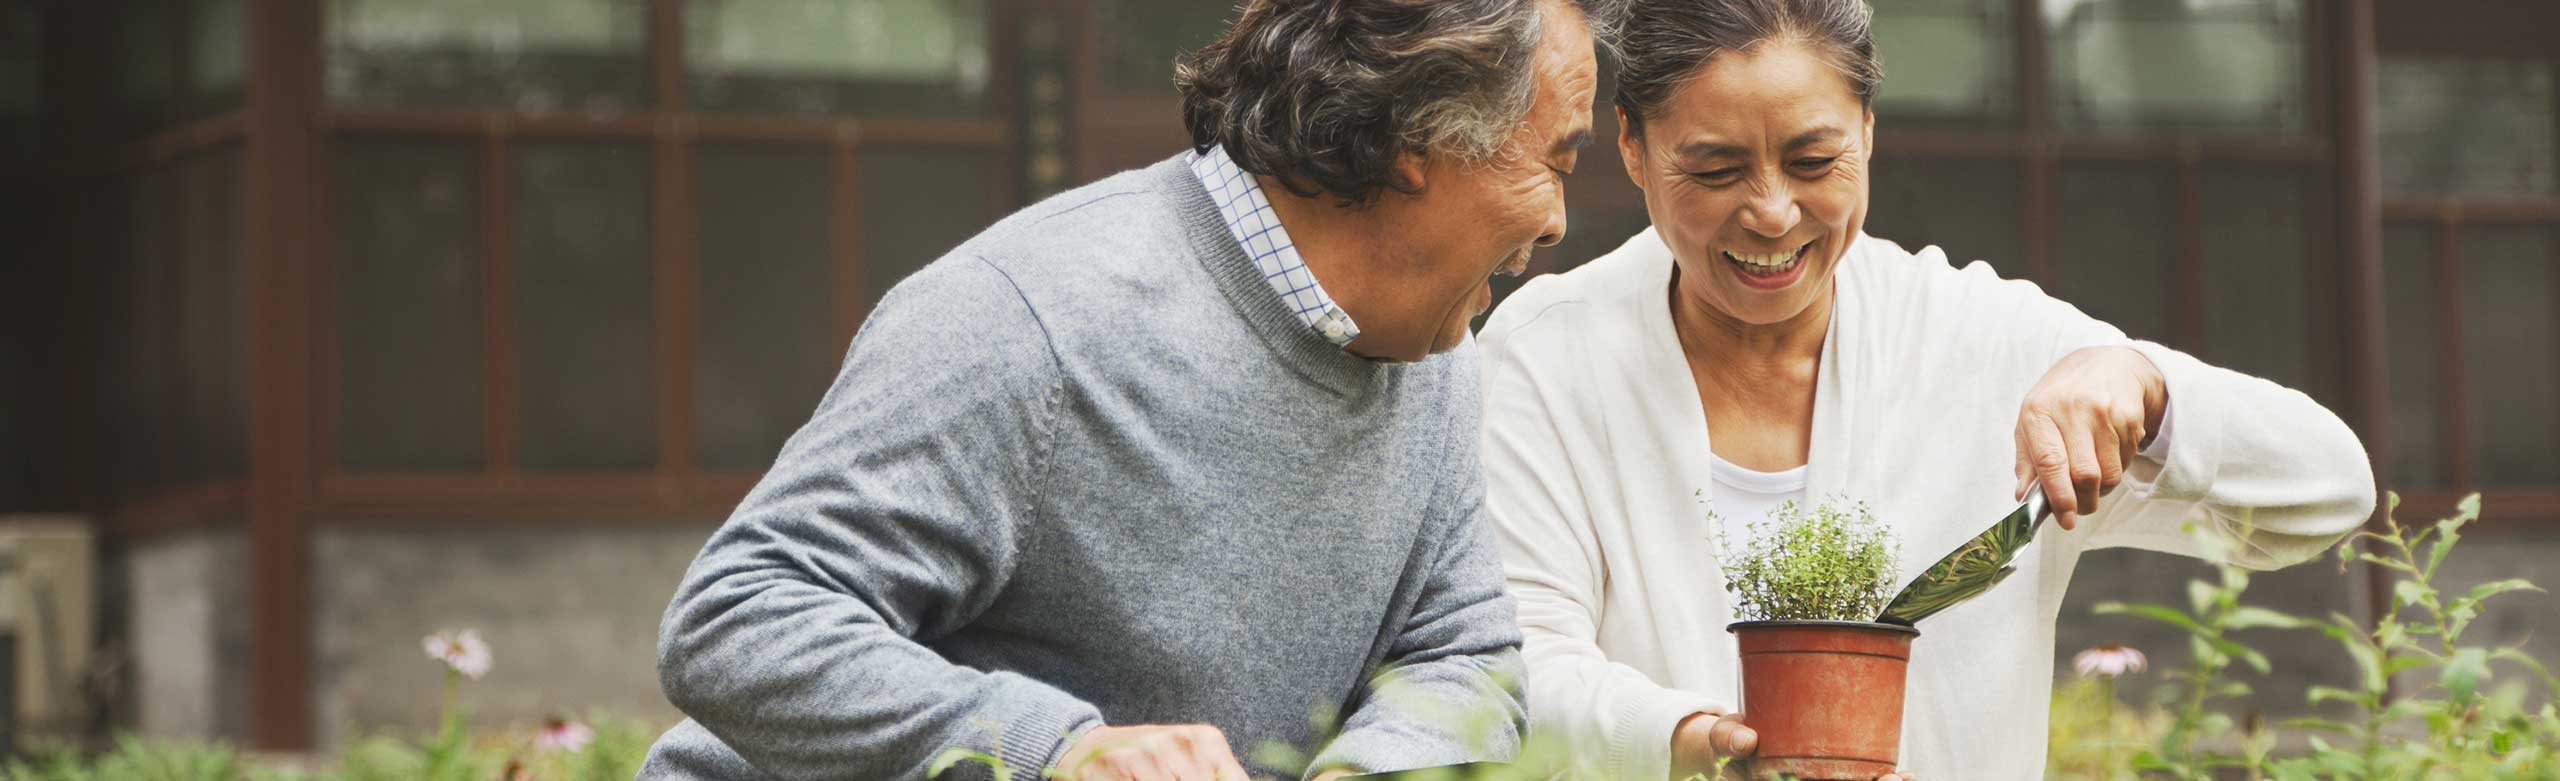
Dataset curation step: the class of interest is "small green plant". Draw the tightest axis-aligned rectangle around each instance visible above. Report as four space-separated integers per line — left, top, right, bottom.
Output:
2074 493 2560 781
1717 499 1901 622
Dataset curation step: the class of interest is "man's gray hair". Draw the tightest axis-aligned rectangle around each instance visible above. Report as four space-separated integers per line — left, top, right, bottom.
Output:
1176 0 1618 206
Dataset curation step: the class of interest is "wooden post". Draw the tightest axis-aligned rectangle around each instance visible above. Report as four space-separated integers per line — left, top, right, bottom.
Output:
241 0 321 749
2333 0 2393 634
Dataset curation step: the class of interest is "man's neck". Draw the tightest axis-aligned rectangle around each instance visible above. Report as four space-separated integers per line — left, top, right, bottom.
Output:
1258 174 1409 360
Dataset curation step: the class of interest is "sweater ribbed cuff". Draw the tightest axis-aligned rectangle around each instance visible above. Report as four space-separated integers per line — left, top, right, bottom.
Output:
992 682 1102 781
1611 685 1723 781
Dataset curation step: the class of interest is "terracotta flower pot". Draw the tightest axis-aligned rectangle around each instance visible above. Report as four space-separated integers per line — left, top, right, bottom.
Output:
1726 620 1919 781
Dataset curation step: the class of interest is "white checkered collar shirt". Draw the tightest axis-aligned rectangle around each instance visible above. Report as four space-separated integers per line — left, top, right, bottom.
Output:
1189 145 1363 349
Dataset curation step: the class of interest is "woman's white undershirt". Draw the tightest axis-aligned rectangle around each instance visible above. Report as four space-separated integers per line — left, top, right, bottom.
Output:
1706 452 1808 551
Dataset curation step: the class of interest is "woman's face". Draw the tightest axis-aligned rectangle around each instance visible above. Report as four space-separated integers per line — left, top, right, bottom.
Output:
1618 39 1873 327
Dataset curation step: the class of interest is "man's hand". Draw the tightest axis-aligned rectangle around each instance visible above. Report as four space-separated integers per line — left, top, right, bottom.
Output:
1671 710 1758 779
1053 724 1250 781
2014 345 2168 530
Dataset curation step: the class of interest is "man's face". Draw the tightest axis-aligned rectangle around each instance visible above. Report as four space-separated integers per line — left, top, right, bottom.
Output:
1362 3 1596 361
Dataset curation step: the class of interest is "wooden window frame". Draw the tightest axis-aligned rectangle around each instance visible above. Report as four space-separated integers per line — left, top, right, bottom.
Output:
279 0 1024 524
2368 0 2560 528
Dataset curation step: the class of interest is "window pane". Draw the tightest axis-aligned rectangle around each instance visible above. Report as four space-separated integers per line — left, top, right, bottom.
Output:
1094 0 1231 95
123 166 185 491
333 139 483 471
2054 165 2176 342
2200 169 2318 394
177 148 250 482
2045 0 2306 135
513 142 655 471
859 147 998 302
1872 0 2013 125
113 3 178 135
695 145 835 471
192 0 246 111
325 0 647 111
1 3 36 160
1866 158 2026 281
2379 58 2557 199
2459 225 2560 486
2382 223 2441 488
685 0 991 116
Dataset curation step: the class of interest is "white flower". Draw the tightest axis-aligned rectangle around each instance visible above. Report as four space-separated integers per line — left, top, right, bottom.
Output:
422 629 493 680
2074 644 2148 678
536 717 595 753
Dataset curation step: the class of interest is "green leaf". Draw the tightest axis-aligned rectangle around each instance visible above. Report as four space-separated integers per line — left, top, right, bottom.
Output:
2445 647 2492 703
2188 579 2218 614
2281 716 2357 735
2226 606 2309 630
2099 602 2209 634
2305 686 2371 707
2463 578 2544 605
2394 578 2430 610
925 749 1006 780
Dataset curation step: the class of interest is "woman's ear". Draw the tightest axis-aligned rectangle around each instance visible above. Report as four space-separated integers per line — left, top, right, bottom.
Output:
1861 107 1877 162
1616 106 1649 195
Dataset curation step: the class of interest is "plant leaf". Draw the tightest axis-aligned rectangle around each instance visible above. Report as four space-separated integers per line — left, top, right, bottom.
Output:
2226 606 2309 630
2098 602 2209 634
2444 647 2492 704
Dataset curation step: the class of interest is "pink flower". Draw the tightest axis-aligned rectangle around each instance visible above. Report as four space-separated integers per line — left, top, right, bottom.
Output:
2074 645 2148 677
422 629 493 680
536 717 595 753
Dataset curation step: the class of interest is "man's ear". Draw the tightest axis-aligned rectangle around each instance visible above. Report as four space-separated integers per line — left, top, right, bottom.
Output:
1616 106 1649 195
1390 148 1429 194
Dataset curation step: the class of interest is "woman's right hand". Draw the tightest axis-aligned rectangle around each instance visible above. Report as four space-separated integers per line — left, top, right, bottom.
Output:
1669 712 1919 781
1671 710 1758 779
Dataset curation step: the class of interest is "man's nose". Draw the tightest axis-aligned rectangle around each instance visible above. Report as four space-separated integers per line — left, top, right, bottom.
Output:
1535 190 1568 248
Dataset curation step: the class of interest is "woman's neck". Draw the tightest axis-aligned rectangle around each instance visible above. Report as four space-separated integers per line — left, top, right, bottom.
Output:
1669 266 1834 471
1668 266 1834 372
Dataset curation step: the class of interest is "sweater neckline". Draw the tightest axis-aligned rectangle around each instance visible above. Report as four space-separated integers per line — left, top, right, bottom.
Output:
1153 155 1390 397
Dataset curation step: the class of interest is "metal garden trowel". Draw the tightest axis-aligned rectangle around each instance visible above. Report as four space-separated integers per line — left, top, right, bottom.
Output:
1877 488 2054 626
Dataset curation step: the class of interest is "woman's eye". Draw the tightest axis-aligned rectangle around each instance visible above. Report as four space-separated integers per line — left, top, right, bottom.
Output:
1791 157 1838 173
1690 169 1742 184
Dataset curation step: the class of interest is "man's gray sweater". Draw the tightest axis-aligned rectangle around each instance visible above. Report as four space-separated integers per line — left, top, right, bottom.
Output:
640 155 1526 780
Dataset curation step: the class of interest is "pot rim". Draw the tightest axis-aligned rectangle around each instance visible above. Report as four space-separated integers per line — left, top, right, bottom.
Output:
1726 619 1921 637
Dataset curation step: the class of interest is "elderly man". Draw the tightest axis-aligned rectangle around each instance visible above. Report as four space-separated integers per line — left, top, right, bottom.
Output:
639 1 1606 779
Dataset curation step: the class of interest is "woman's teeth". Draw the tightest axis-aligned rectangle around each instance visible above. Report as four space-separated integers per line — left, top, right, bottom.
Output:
1723 245 1804 276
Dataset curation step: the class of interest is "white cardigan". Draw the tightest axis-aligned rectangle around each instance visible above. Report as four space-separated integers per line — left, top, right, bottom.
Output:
1479 229 2376 781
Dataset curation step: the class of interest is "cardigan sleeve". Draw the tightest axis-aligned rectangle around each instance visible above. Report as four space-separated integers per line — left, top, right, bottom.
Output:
1924 249 2373 569
1934 250 2378 567
2071 340 2378 569
1480 316 1721 781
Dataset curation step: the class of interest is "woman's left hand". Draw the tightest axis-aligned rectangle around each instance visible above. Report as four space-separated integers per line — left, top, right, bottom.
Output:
2013 345 2168 530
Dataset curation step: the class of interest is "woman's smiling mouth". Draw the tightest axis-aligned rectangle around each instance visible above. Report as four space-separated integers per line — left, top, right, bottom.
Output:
1721 241 1813 289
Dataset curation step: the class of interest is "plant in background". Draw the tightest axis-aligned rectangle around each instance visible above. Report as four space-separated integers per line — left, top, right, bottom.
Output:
1716 499 1899 622
2091 518 2285 781
2085 494 2560 781
2060 645 2151 779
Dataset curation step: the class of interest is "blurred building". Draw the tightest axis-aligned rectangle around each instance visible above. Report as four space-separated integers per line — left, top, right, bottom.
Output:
0 0 2553 752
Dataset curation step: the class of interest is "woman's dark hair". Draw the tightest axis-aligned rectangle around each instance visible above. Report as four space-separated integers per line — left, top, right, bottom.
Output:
1612 0 1881 138
1175 0 1615 205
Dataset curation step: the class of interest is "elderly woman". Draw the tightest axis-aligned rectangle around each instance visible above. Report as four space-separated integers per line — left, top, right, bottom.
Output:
1480 1 2377 779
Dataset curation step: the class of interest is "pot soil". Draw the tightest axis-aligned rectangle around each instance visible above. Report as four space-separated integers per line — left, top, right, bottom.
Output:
1727 620 1919 781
